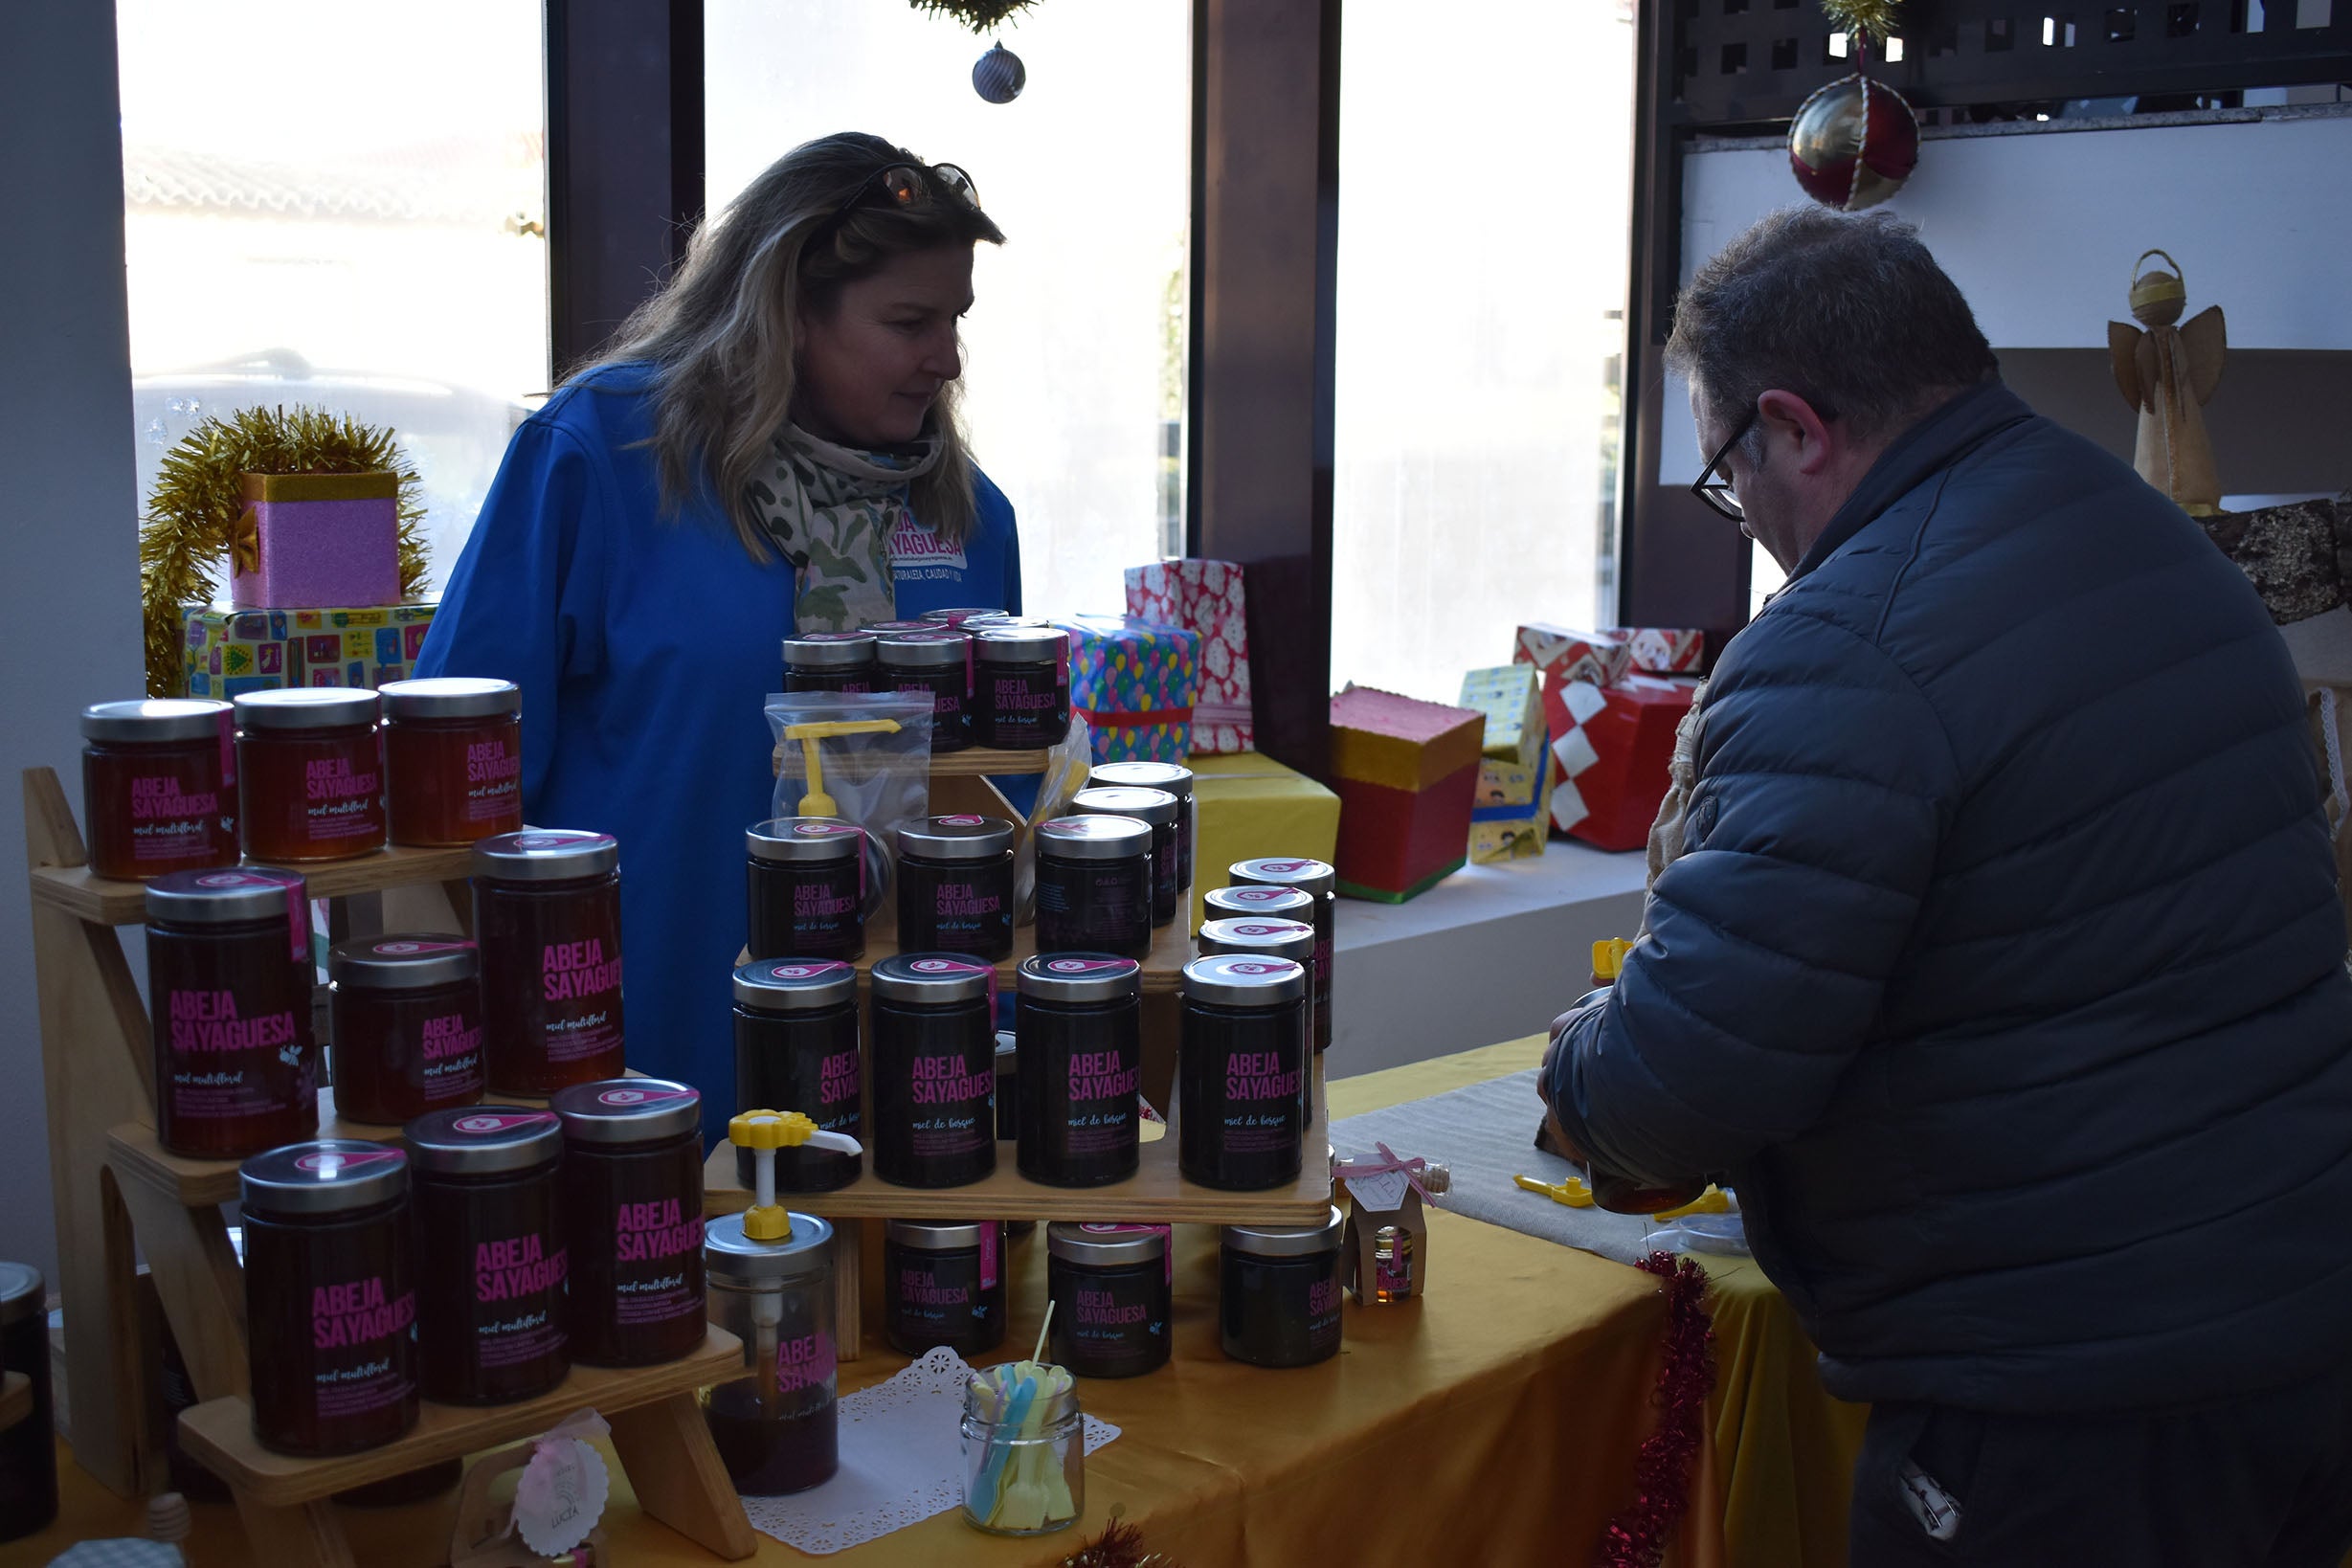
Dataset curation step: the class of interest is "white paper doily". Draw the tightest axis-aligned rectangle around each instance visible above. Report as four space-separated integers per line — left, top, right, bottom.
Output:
740 1346 1123 1555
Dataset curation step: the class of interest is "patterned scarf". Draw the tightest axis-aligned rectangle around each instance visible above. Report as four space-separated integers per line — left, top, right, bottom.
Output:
745 423 943 632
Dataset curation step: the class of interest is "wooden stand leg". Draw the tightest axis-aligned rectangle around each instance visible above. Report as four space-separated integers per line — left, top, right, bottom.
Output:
608 1391 758 1560
114 1172 250 1400
27 768 162 1495
834 1217 864 1363
232 1491 356 1568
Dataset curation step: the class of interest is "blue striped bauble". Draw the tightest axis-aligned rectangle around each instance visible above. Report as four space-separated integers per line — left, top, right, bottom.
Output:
973 41 1025 103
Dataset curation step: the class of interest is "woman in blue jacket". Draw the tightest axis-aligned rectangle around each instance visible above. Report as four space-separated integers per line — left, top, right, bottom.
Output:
416 133 1019 1136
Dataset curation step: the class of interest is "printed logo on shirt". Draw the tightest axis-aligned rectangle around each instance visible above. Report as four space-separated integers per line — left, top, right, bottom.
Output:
889 518 968 583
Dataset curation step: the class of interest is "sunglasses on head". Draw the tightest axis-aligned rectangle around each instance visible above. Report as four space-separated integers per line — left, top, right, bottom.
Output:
823 161 982 231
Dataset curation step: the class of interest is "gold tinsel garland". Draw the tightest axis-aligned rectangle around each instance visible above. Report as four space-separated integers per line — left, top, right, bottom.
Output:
907 0 1038 34
140 404 430 697
1821 0 1901 42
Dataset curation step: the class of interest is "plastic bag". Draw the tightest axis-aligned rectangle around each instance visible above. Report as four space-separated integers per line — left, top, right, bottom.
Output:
767 691 935 919
1010 713 1097 924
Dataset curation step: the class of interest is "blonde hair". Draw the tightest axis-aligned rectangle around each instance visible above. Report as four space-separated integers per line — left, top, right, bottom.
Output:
580 132 1006 557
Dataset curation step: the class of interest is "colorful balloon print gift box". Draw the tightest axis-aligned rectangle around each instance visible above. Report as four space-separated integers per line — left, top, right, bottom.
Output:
1057 615 1199 766
183 605 300 698
1329 685 1486 903
230 470 403 610
291 601 438 688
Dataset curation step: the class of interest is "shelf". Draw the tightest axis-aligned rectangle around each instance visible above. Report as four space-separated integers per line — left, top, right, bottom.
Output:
30 842 476 926
107 1076 640 1207
855 910 1195 994
177 1325 743 1508
927 746 1053 777
704 1061 1332 1225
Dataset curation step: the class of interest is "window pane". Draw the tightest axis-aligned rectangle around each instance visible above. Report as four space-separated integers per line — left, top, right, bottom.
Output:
705 1 1191 617
1331 0 1635 703
118 0 549 596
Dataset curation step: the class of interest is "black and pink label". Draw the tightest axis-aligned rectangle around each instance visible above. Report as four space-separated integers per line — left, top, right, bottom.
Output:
165 986 308 1122
418 1010 485 1099
311 1274 416 1421
613 1197 704 1326
473 1232 569 1369
776 1329 835 1394
907 1052 993 1160
304 754 383 840
543 939 621 1063
127 774 219 862
1064 1048 1140 1157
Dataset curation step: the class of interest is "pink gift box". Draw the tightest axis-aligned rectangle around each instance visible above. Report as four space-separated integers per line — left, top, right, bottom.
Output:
230 471 402 610
1617 626 1705 674
1125 558 1254 753
1512 622 1631 689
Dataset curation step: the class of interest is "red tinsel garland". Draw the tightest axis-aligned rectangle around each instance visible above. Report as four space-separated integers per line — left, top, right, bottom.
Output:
1599 1251 1718 1568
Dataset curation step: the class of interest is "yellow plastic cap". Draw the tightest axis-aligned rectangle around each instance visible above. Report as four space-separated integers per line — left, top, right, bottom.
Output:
728 1109 818 1149
744 1203 793 1242
1591 938 1634 981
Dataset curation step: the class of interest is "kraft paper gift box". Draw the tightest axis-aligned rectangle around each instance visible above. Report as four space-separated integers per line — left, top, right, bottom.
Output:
183 604 298 698
1125 559 1253 753
1336 1149 1448 1302
292 601 439 688
1189 750 1340 930
1329 684 1484 903
1458 664 1545 770
1512 622 1631 689
1616 626 1705 675
1057 614 1199 766
1546 673 1696 852
230 470 403 610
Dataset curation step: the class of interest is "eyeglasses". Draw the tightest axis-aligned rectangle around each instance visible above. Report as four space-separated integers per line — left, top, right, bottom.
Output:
1691 408 1758 522
824 161 982 230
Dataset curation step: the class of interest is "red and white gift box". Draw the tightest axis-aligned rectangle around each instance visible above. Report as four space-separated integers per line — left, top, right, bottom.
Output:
1544 672 1696 852
1618 627 1705 675
1512 622 1631 690
1126 558 1254 754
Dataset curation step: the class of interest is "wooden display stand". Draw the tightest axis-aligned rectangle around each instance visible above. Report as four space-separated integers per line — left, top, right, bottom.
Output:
727 741 1337 1357
24 768 756 1562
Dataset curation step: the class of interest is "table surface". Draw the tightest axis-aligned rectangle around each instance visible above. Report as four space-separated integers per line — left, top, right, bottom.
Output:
1333 1035 1869 1568
17 1045 1731 1568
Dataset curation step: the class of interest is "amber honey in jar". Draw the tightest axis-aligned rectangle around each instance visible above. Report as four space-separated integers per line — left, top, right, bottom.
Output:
327 935 485 1125
472 830 625 1095
234 687 388 862
240 1141 417 1456
403 1107 570 1404
78 698 237 880
550 1079 706 1366
378 677 523 846
146 868 318 1159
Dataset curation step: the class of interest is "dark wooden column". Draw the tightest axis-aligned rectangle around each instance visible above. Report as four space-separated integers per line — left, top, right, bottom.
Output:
1187 0 1342 780
545 0 705 379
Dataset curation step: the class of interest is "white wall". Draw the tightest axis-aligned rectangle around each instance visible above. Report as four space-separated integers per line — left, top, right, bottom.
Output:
0 7 144 1284
1663 110 2352 482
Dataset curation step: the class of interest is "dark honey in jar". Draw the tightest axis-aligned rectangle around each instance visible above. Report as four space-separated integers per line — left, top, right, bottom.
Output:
79 698 237 880
550 1080 706 1366
404 1107 570 1404
472 830 625 1095
146 868 318 1159
328 935 485 1125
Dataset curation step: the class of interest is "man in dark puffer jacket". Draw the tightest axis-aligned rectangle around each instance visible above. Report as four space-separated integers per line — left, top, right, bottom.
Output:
1544 210 2352 1566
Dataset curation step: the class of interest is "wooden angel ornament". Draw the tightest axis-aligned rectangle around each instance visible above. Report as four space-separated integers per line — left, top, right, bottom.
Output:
2109 248 2227 516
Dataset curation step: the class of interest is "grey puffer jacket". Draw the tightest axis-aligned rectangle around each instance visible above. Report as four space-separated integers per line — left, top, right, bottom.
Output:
1551 380 2352 1415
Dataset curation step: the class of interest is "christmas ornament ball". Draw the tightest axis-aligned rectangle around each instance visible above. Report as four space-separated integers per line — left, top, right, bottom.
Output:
973 41 1026 103
1787 73 1918 211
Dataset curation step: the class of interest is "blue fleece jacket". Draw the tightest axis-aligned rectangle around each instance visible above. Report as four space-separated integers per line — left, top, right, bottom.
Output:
415 365 1020 1141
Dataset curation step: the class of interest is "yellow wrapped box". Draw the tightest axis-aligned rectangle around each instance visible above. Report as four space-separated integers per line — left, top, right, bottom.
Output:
1458 664 1545 769
1189 750 1341 930
1476 754 1542 810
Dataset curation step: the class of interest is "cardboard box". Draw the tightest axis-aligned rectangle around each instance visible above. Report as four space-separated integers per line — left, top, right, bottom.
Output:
231 470 402 610
1512 623 1631 689
1338 1155 1449 1303
1190 750 1341 930
1125 559 1253 753
1056 614 1198 766
182 604 297 698
1547 673 1696 852
1617 626 1705 675
1330 685 1484 902
1458 664 1545 769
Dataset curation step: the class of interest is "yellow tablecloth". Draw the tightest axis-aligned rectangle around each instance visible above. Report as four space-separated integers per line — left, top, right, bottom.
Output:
1329 1035 1870 1568
14 1205 1724 1567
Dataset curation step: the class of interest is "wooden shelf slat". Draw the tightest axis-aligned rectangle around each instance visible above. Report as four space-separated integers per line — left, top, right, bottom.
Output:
704 1061 1332 1225
31 843 476 926
177 1325 743 1507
